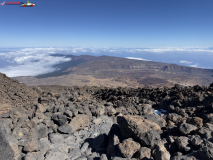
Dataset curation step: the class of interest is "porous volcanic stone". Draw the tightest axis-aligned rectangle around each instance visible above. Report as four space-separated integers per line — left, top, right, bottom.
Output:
135 147 151 160
179 123 197 135
118 138 140 158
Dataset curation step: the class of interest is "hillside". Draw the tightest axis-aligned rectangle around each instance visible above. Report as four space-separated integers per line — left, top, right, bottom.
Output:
12 55 213 88
1 73 213 159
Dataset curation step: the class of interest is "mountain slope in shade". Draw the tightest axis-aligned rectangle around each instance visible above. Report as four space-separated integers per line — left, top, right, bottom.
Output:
12 55 213 88
0 73 38 114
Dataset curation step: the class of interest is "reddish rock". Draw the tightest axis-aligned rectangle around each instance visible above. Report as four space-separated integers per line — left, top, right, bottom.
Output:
118 138 140 158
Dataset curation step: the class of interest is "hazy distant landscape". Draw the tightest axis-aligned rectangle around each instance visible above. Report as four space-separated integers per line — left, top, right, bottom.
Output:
12 54 213 88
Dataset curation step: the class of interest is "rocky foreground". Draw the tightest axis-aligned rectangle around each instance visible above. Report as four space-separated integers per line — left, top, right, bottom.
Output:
1 73 213 160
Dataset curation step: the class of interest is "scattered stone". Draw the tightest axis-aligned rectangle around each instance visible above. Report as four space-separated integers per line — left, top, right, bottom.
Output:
179 123 198 135
45 150 68 160
105 106 116 116
23 139 41 152
118 138 140 158
135 147 151 160
153 141 170 160
186 117 203 128
0 127 14 160
68 148 82 160
52 113 67 126
175 136 191 152
171 155 196 160
58 124 72 134
49 133 64 144
69 114 90 133
117 115 161 145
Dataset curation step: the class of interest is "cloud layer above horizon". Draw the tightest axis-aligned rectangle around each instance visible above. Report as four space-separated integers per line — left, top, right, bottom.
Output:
0 47 212 77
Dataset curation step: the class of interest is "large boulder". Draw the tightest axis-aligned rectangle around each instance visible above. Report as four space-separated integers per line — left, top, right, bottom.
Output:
117 115 161 146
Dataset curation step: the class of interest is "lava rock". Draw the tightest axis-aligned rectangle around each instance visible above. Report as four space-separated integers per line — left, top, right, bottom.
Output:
152 141 170 160
69 114 90 133
117 115 161 145
52 113 67 126
175 136 191 152
179 123 198 135
186 117 203 128
135 147 151 160
58 124 72 134
118 138 140 158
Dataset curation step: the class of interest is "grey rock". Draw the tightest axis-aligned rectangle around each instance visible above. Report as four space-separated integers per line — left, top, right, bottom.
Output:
24 152 38 160
171 155 196 160
167 113 182 124
136 147 151 160
100 154 108 160
145 114 167 128
58 124 72 134
112 157 137 160
45 150 68 160
7 135 20 159
117 115 161 145
23 139 41 152
50 142 70 153
179 123 197 135
189 135 203 147
139 130 161 147
75 155 87 160
105 106 116 116
81 142 89 153
64 110 73 117
0 127 14 160
190 141 213 160
37 123 48 139
175 136 191 152
49 133 64 144
153 141 170 160
0 118 12 135
141 104 154 115
65 136 79 148
68 148 82 160
52 113 67 126
90 105 105 117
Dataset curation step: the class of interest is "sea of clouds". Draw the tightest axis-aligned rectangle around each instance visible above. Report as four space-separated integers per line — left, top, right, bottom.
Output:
0 47 212 77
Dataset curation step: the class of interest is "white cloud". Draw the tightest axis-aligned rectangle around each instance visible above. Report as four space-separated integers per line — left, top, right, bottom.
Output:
0 48 71 77
190 64 199 68
125 57 151 61
180 60 193 64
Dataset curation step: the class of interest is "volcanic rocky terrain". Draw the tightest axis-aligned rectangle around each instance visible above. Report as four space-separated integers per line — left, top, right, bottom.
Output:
1 72 213 160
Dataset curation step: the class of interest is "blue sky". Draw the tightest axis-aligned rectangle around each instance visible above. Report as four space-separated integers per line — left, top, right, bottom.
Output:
1 0 213 47
0 0 213 77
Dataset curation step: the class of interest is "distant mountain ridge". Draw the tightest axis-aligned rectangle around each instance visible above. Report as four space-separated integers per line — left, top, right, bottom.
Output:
12 54 213 88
